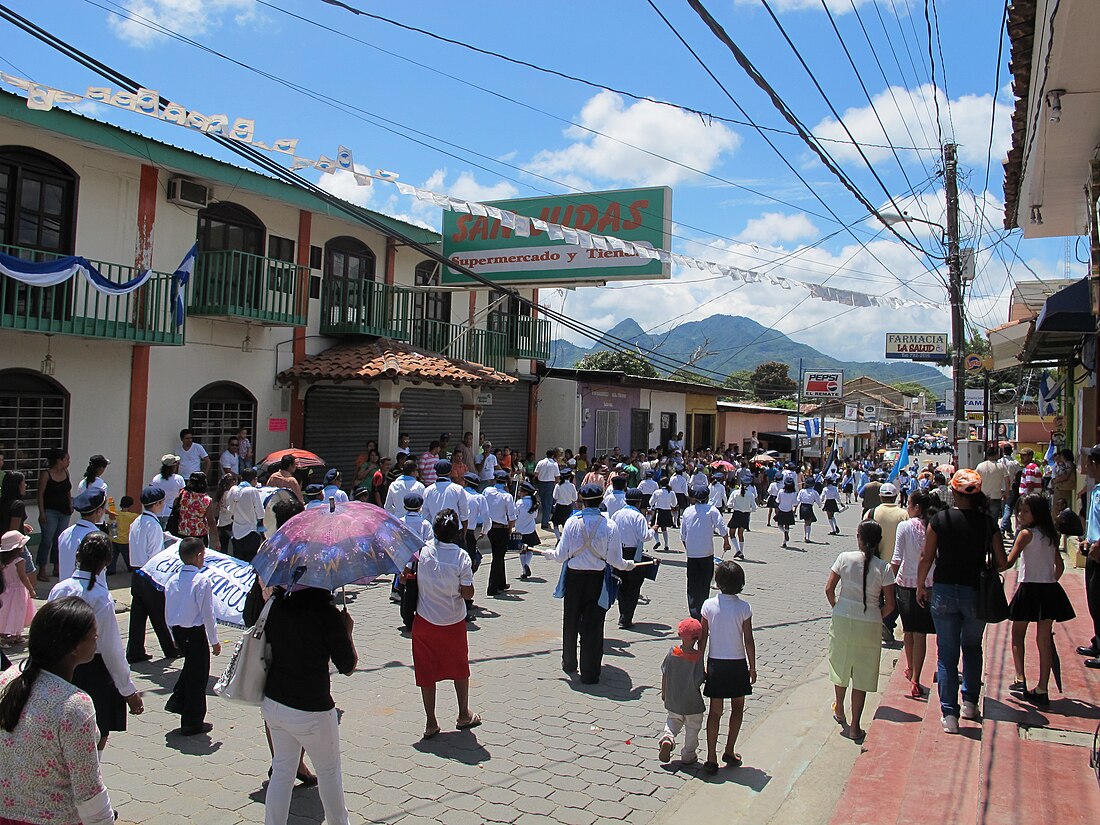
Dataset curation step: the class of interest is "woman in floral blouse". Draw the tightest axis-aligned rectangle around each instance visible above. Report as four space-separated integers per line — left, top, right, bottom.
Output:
175 472 213 542
0 596 116 824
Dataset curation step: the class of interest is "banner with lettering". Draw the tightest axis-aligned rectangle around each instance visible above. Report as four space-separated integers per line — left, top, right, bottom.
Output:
140 543 256 628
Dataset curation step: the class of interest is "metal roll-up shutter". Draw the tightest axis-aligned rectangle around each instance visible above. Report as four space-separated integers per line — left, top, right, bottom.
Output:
479 382 530 455
399 388 464 457
304 386 380 485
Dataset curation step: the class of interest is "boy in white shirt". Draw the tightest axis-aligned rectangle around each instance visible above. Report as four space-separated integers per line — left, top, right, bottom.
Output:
164 538 220 736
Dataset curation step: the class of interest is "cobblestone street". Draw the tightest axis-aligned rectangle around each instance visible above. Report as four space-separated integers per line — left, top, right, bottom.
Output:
83 502 864 825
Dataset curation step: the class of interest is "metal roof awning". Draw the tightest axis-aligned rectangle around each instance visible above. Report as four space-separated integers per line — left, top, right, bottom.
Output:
1020 279 1095 367
989 319 1032 370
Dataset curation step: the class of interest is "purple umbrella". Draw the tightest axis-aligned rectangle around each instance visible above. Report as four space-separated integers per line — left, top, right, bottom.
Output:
252 500 425 591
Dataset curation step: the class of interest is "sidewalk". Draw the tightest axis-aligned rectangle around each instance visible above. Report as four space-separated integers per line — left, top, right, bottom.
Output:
829 566 1100 825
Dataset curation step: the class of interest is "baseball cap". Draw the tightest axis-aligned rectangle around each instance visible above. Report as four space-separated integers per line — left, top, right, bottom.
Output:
88 454 110 467
880 483 898 497
493 469 510 481
463 472 480 485
677 618 702 641
691 487 709 501
160 453 181 465
951 468 982 495
304 483 324 498
140 486 166 506
73 489 106 513
519 480 537 494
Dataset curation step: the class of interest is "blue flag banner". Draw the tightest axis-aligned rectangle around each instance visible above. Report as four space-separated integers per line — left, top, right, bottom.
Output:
1045 441 1056 463
804 418 821 439
887 438 910 484
0 250 152 294
171 243 197 328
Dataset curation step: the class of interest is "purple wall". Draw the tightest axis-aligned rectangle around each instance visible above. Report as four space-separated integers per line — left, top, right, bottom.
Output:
579 382 641 456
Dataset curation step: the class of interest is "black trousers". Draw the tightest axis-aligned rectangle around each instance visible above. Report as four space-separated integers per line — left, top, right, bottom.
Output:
232 531 263 563
686 556 715 620
487 525 510 596
168 625 210 729
562 568 606 681
127 572 179 660
617 547 645 627
1086 557 1100 650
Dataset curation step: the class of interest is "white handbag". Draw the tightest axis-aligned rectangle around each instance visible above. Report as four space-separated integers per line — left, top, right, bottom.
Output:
213 596 274 706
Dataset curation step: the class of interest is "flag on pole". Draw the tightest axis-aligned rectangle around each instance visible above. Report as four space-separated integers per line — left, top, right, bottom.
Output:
1038 371 1062 417
1045 441 1056 463
823 447 839 476
887 437 910 483
171 243 197 328
803 418 821 439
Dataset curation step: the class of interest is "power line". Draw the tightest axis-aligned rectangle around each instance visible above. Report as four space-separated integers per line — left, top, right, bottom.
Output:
922 0 944 146
974 1 1009 257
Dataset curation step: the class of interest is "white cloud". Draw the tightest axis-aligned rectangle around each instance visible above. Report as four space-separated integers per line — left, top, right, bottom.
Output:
106 0 259 47
425 169 519 204
529 90 740 188
811 84 1013 166
736 212 819 244
315 164 376 208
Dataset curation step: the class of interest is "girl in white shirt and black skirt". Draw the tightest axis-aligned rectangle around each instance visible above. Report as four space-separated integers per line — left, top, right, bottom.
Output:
727 485 757 560
775 480 798 548
797 484 822 544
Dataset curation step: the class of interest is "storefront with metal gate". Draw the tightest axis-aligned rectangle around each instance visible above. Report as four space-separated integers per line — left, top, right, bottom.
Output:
303 386 380 486
478 381 531 456
398 387 464 458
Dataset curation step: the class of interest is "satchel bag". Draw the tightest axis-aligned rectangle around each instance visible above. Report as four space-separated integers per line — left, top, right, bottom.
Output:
976 520 1009 623
214 595 274 705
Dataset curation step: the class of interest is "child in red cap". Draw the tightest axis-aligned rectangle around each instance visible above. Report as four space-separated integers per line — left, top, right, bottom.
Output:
658 617 706 765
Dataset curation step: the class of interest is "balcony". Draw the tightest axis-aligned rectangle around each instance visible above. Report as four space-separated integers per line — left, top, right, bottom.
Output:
188 249 305 326
410 318 507 373
489 314 552 360
320 278 413 339
0 244 184 345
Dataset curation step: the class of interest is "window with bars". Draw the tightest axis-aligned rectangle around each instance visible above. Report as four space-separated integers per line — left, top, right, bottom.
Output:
189 382 257 466
413 260 451 323
594 409 618 456
0 370 69 498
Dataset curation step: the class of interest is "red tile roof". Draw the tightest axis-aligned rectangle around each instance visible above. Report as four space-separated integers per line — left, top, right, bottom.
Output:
278 339 518 387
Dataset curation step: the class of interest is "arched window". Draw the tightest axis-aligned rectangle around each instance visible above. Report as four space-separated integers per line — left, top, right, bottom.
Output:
189 382 257 463
413 260 451 323
0 147 79 320
0 368 69 498
197 202 265 255
323 236 377 330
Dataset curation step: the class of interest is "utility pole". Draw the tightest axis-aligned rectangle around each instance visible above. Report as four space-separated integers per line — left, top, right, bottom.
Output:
944 143 966 444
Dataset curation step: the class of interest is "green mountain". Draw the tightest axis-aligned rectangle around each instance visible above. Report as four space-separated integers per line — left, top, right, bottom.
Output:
549 314 950 393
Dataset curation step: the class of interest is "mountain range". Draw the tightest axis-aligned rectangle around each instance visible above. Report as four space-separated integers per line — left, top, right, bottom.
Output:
548 314 951 392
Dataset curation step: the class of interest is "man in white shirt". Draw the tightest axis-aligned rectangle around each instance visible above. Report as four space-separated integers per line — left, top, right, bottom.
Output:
385 460 426 518
57 489 108 581
611 488 654 629
668 432 685 453
975 446 1005 522
680 487 730 619
126 487 178 663
477 442 499 485
227 468 266 562
603 476 628 516
219 436 242 477
482 470 516 596
394 432 412 465
422 460 469 527
669 469 689 527
543 483 636 684
177 429 210 478
534 449 562 529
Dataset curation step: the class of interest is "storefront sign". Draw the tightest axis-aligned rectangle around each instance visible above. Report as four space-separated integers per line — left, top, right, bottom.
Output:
885 333 948 361
442 187 672 285
268 417 288 432
801 370 844 398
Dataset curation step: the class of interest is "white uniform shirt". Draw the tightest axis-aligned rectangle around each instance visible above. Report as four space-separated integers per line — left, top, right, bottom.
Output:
680 503 728 558
384 476 426 518
127 511 165 568
553 482 578 507
483 485 516 526
797 489 821 508
729 491 758 513
423 479 470 525
57 520 102 581
177 442 209 477
603 490 627 516
649 488 677 510
776 489 798 513
610 506 653 549
227 482 265 540
543 509 632 571
534 458 561 483
164 564 219 644
149 473 186 515
669 474 689 495
708 482 727 509
464 488 488 531
48 572 135 696
638 478 659 496
322 484 349 504
400 512 435 545
75 477 108 496
514 496 537 535
690 472 709 490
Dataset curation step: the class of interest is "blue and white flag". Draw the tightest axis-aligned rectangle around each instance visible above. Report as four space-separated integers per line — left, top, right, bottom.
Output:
1038 371 1062 417
887 437 910 484
1045 441 1057 463
803 418 821 439
171 242 197 327
0 250 152 294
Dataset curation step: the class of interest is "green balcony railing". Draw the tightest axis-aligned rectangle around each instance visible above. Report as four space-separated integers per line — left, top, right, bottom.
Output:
410 318 507 372
489 314 552 360
320 278 413 339
0 243 184 344
189 249 305 325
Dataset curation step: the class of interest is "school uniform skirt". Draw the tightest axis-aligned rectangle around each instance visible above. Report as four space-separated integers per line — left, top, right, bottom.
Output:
71 653 127 737
828 616 882 693
775 508 796 527
799 504 817 523
654 508 674 529
896 585 936 634
552 504 573 526
823 499 840 515
727 510 751 530
675 493 689 511
703 657 752 698
521 531 541 547
765 495 778 509
1008 582 1076 622
412 615 471 686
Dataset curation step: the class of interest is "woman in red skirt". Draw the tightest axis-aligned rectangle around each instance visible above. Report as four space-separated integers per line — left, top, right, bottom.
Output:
410 509 481 738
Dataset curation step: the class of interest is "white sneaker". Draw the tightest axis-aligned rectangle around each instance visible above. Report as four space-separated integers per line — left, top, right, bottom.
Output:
941 715 959 734
961 700 980 720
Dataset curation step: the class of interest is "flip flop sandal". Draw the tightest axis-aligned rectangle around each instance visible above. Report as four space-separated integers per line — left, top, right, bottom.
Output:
722 752 743 767
456 713 482 730
832 702 846 726
422 727 441 740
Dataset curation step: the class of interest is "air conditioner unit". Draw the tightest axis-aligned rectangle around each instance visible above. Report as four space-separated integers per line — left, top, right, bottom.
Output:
167 178 210 209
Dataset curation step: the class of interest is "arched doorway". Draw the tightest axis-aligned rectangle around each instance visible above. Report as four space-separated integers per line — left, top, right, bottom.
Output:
322 236 377 331
189 382 257 465
0 368 69 497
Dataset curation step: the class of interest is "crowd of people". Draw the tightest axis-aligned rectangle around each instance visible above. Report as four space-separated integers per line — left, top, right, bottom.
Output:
0 428 1097 822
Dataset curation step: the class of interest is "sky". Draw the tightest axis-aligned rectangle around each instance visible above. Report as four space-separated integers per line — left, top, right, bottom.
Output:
0 0 1074 368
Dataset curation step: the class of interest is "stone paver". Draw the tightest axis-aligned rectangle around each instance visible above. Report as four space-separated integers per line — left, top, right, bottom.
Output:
17 495 866 823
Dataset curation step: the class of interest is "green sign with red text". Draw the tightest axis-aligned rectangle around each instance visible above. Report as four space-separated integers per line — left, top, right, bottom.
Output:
442 186 671 285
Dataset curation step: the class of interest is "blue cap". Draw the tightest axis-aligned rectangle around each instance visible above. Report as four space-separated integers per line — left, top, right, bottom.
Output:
434 459 452 474
691 487 710 501
140 486 165 506
520 480 536 494
323 468 340 484
560 468 574 478
463 472 480 484
578 482 604 500
73 488 106 513
493 470 510 481
304 483 324 497
403 492 424 509
713 472 725 480
625 487 643 501
644 469 655 478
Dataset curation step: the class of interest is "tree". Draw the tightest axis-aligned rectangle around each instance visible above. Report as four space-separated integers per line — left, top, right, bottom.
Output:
575 350 660 378
762 398 797 410
752 361 797 401
892 381 939 409
668 367 716 386
723 369 754 397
